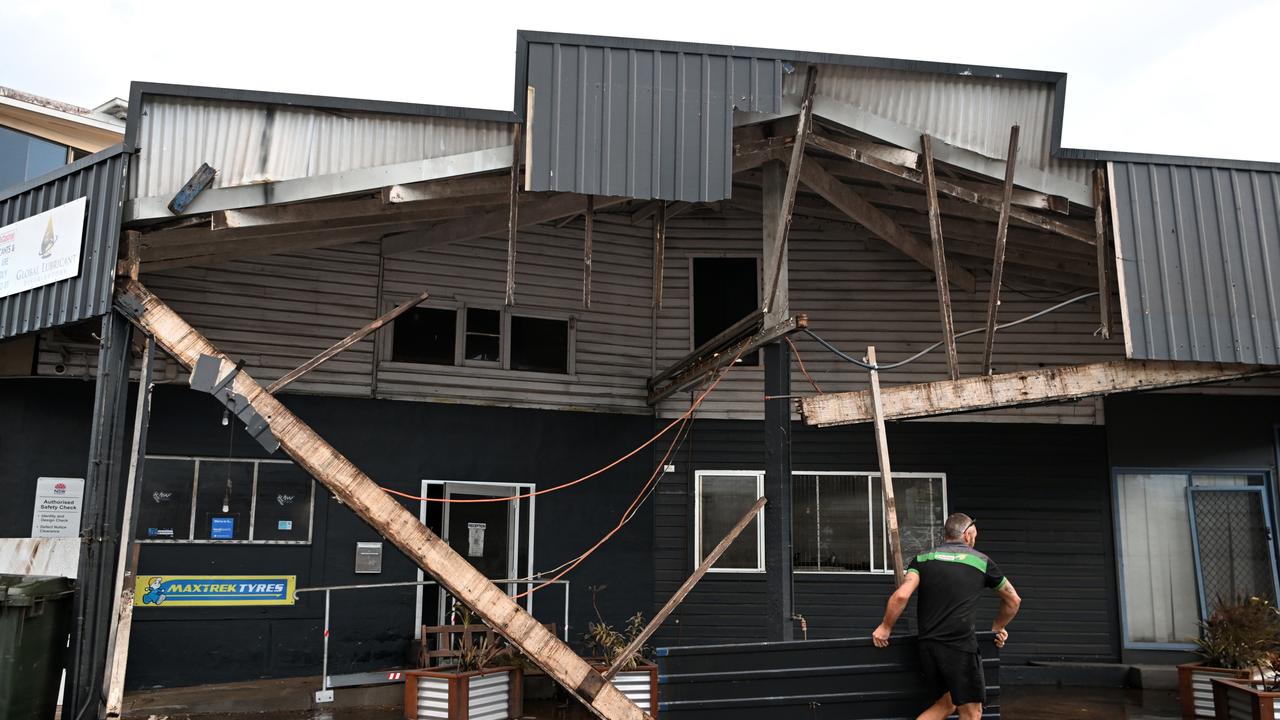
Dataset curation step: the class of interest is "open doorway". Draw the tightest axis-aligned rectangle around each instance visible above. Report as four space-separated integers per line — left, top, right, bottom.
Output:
413 480 535 639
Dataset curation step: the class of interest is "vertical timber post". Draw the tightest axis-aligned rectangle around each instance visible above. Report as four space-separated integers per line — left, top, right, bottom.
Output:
66 310 133 720
763 340 794 641
867 346 905 586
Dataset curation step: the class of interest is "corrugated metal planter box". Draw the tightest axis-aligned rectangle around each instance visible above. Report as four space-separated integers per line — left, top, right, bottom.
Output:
592 662 658 718
1211 678 1280 720
403 667 522 720
1180 663 1254 719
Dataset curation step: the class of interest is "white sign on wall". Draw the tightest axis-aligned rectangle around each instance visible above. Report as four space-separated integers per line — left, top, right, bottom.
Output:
0 197 87 300
31 477 84 538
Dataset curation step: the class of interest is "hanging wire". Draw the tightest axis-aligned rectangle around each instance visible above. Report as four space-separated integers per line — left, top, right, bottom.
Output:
803 291 1101 371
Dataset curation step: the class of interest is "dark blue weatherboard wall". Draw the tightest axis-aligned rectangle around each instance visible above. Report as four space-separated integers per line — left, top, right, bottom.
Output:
0 145 129 340
523 39 783 202
1112 161 1280 365
653 419 1120 664
0 379 657 688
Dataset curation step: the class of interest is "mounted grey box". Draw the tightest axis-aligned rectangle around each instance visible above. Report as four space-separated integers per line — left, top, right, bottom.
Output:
354 542 383 574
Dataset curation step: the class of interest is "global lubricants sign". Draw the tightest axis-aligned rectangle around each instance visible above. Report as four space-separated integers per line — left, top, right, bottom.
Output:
135 576 297 607
0 196 87 299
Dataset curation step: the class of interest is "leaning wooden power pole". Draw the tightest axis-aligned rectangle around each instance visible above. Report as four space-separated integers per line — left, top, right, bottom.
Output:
867 346 906 585
113 278 648 720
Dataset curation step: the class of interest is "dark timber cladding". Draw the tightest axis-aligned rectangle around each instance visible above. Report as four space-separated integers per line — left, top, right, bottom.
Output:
0 144 129 339
523 39 783 201
1111 161 1280 365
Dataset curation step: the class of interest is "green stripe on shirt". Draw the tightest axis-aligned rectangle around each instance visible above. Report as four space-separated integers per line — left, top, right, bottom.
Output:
915 550 989 573
996 577 1009 590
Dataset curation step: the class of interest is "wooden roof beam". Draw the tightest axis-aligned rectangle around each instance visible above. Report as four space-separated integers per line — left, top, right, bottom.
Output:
800 360 1280 427
806 133 1095 245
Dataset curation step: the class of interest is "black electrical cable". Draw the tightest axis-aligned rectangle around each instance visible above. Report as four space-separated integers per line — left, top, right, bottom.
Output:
803 291 1101 371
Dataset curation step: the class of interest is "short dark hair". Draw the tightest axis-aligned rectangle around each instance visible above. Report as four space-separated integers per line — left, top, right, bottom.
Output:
943 513 973 540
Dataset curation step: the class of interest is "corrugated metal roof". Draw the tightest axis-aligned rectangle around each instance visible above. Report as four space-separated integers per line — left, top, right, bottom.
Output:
523 39 783 202
1112 161 1280 365
0 145 128 339
130 95 511 202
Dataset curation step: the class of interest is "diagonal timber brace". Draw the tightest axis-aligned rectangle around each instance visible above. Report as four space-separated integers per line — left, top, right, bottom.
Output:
799 359 1280 427
112 278 649 720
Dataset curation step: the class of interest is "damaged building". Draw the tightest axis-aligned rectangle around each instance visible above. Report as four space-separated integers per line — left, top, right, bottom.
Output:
1 30 1279 720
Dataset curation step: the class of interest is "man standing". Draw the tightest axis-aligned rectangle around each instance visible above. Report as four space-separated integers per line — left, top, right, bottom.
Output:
872 513 1021 720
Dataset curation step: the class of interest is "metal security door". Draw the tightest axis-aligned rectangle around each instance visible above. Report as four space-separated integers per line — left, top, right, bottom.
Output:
1188 487 1280 617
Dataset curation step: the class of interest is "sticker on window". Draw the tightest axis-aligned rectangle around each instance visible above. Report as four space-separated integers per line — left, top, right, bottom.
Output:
467 522 486 557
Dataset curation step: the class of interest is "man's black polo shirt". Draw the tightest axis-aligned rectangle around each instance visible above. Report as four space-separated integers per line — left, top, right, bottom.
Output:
907 541 1007 651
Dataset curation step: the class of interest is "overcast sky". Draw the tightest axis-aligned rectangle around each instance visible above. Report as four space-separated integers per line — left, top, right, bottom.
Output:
4 0 1276 162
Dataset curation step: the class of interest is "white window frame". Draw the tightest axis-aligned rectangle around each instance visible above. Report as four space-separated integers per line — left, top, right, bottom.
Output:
791 471 948 576
694 470 766 574
382 295 576 377
136 455 316 545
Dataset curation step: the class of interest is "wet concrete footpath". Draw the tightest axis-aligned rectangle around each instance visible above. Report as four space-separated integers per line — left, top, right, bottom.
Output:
119 685 1182 719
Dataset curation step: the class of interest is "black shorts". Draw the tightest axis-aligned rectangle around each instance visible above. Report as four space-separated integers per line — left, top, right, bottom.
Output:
918 640 986 706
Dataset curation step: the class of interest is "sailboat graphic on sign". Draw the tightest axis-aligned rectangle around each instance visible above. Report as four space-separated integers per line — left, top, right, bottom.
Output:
39 218 56 259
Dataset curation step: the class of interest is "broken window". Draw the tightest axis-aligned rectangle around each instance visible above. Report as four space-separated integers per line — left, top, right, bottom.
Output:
695 471 765 572
792 472 946 574
464 308 501 363
137 456 315 543
510 315 570 374
391 307 457 365
691 257 759 366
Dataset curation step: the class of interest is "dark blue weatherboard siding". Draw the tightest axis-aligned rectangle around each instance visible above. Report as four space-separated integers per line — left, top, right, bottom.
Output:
0 380 658 688
652 419 1119 664
655 633 1001 719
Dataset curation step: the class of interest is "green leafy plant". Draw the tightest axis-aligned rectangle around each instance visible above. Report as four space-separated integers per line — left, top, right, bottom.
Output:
1196 596 1280 670
448 606 509 672
581 585 652 671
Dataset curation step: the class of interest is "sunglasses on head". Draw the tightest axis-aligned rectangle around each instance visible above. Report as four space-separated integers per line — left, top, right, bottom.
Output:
963 519 977 533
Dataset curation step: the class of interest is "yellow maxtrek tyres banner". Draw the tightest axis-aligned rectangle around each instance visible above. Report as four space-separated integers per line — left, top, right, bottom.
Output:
134 576 296 607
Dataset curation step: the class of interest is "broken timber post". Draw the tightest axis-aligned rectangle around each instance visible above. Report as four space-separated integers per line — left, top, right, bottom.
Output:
867 346 906 586
112 278 649 720
583 195 594 309
920 135 961 381
1093 168 1113 340
603 497 767 680
981 126 1020 376
762 65 817 317
505 124 522 306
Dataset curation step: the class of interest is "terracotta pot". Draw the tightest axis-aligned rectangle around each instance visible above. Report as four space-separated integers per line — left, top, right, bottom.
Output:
1211 677 1280 720
403 666 522 720
1179 662 1254 719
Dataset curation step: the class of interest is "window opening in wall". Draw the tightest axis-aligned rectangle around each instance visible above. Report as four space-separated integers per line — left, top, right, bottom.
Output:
695 471 765 572
510 315 570 374
136 456 316 544
793 472 946 573
692 257 760 366
464 308 501 363
391 307 457 365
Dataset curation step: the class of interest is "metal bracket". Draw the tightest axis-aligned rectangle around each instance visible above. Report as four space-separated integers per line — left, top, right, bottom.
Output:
190 354 280 453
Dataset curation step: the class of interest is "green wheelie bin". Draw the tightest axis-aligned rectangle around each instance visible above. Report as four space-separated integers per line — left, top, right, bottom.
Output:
0 574 75 720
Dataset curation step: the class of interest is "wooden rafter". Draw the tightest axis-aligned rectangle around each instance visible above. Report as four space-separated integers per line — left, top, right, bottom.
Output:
1093 168 1113 340
800 360 1280 427
921 135 961 380
763 66 817 316
805 133 1096 245
981 126 1020 376
506 124 522 306
648 315 808 405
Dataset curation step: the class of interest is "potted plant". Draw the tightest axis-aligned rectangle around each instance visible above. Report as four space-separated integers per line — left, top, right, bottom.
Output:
1180 596 1280 719
581 586 659 717
404 609 523 720
1211 657 1280 720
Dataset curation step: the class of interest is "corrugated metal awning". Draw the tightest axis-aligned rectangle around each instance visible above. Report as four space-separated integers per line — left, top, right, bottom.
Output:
1112 161 1280 365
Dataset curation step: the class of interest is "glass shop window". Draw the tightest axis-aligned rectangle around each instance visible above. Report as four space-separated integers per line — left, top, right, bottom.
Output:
695 471 765 572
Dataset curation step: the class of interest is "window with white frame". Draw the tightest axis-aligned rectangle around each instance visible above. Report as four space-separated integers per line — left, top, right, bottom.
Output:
695 471 765 572
792 472 946 573
389 301 573 375
135 456 316 544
